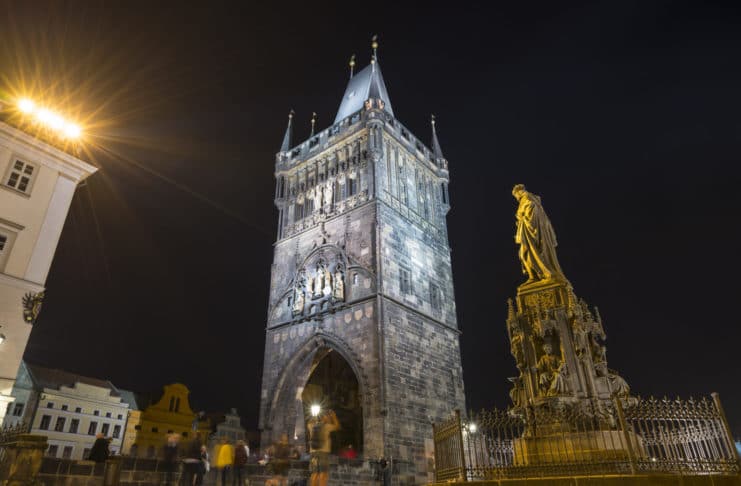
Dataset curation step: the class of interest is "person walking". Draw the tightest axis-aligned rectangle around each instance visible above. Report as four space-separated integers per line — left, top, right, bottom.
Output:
162 433 180 486
182 433 203 486
232 439 249 486
214 438 234 486
87 433 110 463
307 409 339 486
196 445 210 486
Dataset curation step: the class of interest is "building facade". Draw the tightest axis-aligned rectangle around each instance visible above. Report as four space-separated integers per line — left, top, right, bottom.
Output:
258 56 466 484
122 383 210 457
209 408 246 443
0 103 97 422
4 361 129 460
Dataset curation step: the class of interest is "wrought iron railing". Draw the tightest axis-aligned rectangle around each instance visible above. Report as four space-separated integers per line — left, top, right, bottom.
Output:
432 395 740 482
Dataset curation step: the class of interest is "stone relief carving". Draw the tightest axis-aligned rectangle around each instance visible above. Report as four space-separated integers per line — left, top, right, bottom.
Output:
22 291 44 324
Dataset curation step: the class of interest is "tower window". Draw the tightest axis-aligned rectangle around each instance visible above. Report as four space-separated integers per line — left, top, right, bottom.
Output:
430 283 441 312
4 159 38 195
47 445 58 457
399 266 412 295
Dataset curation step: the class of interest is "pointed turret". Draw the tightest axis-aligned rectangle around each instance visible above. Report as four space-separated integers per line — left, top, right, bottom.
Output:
431 114 445 160
280 110 294 152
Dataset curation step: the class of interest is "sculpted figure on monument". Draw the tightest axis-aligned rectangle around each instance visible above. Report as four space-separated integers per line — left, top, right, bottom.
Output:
292 274 306 315
333 267 345 300
313 264 325 297
512 184 565 284
324 182 333 206
536 343 562 395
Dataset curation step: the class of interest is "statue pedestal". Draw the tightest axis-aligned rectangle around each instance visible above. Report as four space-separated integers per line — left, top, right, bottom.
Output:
515 278 571 312
513 429 644 466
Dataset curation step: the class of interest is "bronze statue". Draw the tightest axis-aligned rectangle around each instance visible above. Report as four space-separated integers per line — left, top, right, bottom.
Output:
512 184 565 284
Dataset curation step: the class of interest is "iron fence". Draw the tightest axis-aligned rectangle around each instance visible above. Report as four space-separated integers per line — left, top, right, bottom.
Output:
433 395 740 482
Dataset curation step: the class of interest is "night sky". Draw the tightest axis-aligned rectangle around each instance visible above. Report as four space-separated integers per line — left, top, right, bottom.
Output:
2 2 740 436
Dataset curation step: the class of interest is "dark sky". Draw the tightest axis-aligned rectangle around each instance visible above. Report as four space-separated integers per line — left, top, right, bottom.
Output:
2 1 740 435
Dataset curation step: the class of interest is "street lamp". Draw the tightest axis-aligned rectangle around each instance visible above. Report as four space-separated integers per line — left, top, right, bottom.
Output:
0 333 5 345
13 97 83 140
310 404 321 417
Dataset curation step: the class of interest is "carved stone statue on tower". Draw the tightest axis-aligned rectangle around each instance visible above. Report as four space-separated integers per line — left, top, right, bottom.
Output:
512 184 566 285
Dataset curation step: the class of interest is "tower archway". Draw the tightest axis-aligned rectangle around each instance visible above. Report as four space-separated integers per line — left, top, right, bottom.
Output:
302 349 363 454
264 333 369 457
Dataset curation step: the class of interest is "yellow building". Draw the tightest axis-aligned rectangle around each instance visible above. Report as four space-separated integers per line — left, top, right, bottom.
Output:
121 383 210 457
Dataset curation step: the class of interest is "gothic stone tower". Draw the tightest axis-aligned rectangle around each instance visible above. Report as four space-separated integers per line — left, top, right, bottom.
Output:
258 57 466 484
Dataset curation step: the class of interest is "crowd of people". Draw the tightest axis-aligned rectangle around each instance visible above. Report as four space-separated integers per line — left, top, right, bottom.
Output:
82 407 358 486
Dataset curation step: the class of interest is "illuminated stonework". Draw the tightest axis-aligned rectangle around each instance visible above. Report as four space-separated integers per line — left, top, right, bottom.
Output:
259 60 465 485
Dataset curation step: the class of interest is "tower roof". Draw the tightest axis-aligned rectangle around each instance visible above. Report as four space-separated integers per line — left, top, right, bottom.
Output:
334 61 394 124
431 115 445 160
280 110 294 152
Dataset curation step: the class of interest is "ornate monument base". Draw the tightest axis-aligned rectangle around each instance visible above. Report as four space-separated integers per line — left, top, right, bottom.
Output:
514 430 644 466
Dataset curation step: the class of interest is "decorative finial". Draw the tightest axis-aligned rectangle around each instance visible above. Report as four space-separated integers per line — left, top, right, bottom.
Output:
371 35 379 64
310 112 317 137
280 109 295 153
349 54 356 79
431 114 445 160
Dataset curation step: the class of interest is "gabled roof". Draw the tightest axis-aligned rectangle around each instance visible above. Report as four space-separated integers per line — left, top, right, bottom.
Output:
24 361 120 397
334 61 394 124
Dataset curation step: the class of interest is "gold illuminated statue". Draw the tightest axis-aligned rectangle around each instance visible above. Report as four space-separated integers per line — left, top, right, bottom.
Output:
513 184 565 284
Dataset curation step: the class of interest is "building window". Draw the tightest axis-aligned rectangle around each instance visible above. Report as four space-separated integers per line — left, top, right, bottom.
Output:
93 410 99 416
101 423 110 436
75 407 82 413
134 425 141 431
175 398 180 412
39 415 51 430
4 159 37 195
61 405 68 411
430 283 441 312
147 446 155 458
54 417 66 432
69 419 79 434
47 402 54 408
168 397 175 412
105 412 111 418
83 448 91 459
88 421 98 435
399 266 412 295
62 446 73 459
47 445 58 457
11 402 24 417
117 414 123 420
151 427 158 433
112 425 121 439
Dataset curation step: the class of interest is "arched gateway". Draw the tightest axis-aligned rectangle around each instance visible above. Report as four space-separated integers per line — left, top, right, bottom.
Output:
266 333 368 455
259 55 466 485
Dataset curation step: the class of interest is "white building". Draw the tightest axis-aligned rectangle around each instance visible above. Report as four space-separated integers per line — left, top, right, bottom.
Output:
0 101 96 422
4 361 130 460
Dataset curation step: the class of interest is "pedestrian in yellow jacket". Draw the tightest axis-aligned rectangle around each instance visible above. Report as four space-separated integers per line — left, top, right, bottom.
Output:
213 438 234 486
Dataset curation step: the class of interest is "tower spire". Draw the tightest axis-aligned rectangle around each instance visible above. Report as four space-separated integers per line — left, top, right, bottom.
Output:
371 35 379 68
310 112 317 137
431 114 445 159
280 109 294 152
349 54 356 79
